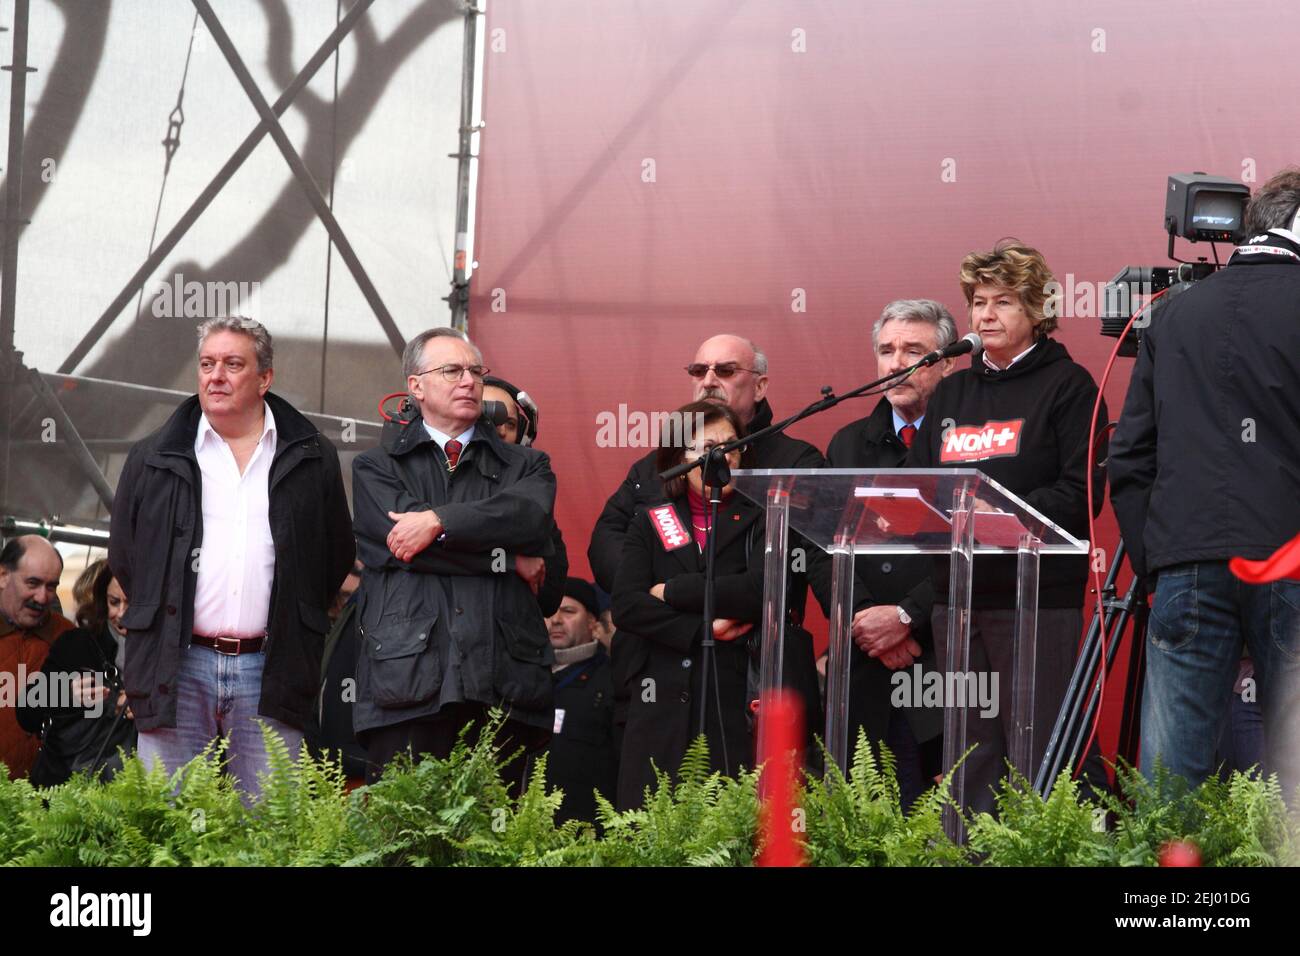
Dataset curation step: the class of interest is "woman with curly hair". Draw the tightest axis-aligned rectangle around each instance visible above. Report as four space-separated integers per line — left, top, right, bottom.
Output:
908 239 1106 814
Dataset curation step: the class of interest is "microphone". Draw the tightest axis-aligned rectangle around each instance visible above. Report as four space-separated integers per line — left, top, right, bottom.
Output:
480 399 509 428
917 332 982 367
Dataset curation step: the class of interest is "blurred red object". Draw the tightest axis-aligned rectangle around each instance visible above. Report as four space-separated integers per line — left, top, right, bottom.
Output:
1158 839 1202 867
1230 531 1300 584
756 690 806 867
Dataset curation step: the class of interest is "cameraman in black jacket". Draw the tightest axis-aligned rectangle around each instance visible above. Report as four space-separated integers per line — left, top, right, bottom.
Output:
1110 167 1300 796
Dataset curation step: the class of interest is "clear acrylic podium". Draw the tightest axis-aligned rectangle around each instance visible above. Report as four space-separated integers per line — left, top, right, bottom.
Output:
732 468 1088 842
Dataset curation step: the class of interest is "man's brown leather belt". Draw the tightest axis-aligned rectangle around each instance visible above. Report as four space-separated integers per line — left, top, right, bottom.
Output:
191 633 266 655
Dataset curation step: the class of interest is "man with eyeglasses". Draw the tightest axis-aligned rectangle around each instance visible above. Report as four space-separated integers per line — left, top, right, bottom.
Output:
350 327 558 789
588 333 825 753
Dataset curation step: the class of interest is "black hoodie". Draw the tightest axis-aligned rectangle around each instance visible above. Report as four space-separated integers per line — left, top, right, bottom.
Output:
908 337 1106 608
1110 229 1300 579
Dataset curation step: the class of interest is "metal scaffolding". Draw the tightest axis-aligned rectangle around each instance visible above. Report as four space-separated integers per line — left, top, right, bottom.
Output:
0 0 482 546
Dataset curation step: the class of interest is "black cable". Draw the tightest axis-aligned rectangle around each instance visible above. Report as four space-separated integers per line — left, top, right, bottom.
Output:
85 630 130 777
132 12 200 324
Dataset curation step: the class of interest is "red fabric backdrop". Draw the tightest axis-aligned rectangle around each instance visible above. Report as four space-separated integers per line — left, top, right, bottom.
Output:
468 0 1300 758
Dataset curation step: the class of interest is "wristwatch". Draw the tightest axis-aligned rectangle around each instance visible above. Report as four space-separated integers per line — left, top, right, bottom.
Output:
896 606 912 627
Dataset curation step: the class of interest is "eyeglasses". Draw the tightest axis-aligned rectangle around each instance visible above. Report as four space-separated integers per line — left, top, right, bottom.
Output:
415 364 490 383
683 439 741 457
685 362 761 379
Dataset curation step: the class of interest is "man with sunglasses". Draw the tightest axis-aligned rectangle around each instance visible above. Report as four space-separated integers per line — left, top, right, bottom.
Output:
350 328 558 789
588 334 825 752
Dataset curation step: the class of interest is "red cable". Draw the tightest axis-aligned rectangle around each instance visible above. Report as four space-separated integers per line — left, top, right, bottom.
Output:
1073 289 1168 778
377 392 411 422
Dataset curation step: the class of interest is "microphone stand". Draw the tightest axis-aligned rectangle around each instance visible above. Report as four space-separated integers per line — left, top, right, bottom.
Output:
660 344 969 763
695 447 730 763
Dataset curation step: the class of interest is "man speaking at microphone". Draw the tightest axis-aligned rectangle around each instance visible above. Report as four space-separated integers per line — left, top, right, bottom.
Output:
811 300 961 809
1110 167 1300 797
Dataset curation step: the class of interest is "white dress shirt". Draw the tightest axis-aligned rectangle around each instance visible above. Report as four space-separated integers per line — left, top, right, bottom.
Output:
982 339 1040 372
192 403 278 637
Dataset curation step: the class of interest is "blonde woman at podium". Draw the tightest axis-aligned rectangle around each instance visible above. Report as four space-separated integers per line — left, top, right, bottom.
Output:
908 240 1107 815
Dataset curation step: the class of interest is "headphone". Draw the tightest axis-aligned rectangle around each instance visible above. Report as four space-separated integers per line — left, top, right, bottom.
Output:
482 375 540 446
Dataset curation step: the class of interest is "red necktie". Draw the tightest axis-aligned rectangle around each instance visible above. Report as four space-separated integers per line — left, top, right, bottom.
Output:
445 439 462 471
898 424 917 448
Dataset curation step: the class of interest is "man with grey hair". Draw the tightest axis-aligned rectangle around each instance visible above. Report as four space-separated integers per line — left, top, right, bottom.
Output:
110 316 354 800
1111 166 1300 798
351 326 558 789
810 299 959 809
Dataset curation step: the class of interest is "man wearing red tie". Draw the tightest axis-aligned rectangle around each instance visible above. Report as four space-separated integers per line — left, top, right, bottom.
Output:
350 328 558 788
811 299 958 808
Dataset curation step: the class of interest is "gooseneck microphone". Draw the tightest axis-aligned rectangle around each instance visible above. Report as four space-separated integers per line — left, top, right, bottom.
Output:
917 332 983 367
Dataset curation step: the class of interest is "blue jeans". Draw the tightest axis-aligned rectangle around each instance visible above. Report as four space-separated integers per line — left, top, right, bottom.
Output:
1141 562 1300 796
136 644 302 803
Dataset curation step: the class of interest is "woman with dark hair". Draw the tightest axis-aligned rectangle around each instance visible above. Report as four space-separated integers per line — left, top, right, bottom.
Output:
908 239 1106 814
612 400 765 809
16 560 137 786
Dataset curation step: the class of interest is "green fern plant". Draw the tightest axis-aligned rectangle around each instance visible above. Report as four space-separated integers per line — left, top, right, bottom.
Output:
348 709 518 866
1102 759 1297 867
801 729 967 867
459 751 599 867
1190 769 1297 866
590 736 759 867
967 766 1112 866
0 764 39 865
228 723 364 866
1098 759 1200 866
11 741 242 867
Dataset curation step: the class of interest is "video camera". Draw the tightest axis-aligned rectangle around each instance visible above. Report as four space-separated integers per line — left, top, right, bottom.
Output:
1101 172 1250 355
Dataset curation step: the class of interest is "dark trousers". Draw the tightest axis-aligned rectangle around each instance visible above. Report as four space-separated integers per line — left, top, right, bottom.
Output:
361 702 549 794
884 709 925 812
932 605 1081 816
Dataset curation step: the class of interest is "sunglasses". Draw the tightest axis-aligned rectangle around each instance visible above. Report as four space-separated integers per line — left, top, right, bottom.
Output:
684 362 761 379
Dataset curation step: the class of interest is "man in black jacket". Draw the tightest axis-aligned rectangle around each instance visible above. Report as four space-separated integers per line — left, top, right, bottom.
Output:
543 578 617 823
811 300 956 807
351 328 557 789
1110 167 1300 795
109 318 354 798
587 334 824 750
